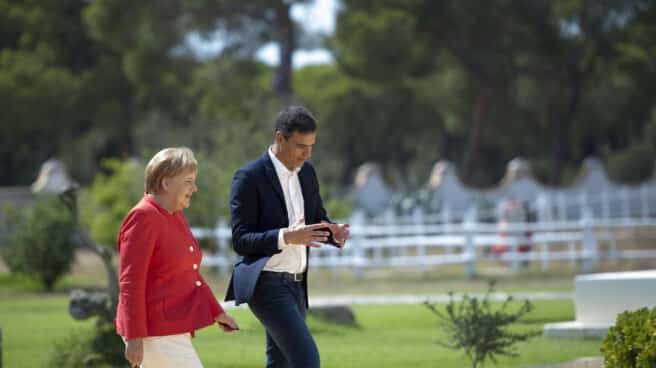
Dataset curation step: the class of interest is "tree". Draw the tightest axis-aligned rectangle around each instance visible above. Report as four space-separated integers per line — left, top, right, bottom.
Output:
185 0 316 103
0 0 135 184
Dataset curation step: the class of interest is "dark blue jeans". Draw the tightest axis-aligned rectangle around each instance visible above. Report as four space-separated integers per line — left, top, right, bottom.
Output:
248 272 320 368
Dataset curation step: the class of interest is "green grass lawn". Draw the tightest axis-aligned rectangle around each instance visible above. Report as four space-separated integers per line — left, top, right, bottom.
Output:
0 293 603 368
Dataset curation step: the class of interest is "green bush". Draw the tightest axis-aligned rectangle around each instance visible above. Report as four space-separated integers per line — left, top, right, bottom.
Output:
0 194 76 291
601 307 656 368
50 320 124 368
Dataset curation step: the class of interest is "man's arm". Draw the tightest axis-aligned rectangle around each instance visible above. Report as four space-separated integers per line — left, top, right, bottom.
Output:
230 168 281 257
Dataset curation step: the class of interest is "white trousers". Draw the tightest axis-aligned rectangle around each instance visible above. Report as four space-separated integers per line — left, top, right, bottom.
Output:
123 333 204 368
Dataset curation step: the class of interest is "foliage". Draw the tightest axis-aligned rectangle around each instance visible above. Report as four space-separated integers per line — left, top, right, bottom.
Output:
78 153 243 243
601 307 656 368
606 143 654 184
50 320 124 368
0 194 76 291
80 159 144 250
0 0 133 184
424 281 540 368
2 0 656 192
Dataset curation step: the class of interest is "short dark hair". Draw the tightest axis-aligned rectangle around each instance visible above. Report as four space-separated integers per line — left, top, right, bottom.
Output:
274 106 317 138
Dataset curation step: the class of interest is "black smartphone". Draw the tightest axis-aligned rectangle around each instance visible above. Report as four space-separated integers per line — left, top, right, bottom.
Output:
317 227 341 247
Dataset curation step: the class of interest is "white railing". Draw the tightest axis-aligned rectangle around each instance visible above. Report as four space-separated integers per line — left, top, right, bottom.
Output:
192 211 656 279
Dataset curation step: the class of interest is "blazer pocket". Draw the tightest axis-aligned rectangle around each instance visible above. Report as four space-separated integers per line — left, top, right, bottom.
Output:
163 297 192 321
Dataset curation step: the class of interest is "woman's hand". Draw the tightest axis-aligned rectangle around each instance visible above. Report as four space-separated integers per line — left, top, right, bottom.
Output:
125 338 144 367
216 312 240 332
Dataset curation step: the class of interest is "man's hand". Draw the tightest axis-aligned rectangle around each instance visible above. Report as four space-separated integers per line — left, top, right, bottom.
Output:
125 338 143 367
216 312 240 332
282 223 330 247
322 221 350 247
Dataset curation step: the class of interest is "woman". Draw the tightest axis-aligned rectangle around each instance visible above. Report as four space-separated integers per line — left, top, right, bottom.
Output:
116 147 238 368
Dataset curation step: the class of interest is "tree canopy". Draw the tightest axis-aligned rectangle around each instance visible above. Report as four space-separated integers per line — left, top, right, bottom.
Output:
2 0 656 192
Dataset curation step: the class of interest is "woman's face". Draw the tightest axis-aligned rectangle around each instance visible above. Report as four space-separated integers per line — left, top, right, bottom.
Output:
162 168 198 212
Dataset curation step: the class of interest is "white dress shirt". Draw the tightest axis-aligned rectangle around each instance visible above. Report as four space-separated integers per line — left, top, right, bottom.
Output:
263 147 307 274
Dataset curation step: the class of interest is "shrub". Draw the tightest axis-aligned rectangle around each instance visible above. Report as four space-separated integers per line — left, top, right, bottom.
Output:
601 307 656 368
1 194 76 291
424 281 540 368
50 320 124 368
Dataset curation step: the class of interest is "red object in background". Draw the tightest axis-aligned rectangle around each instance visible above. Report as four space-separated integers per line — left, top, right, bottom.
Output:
491 199 532 256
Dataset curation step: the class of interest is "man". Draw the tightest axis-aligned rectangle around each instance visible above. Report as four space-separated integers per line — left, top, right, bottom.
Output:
225 106 350 368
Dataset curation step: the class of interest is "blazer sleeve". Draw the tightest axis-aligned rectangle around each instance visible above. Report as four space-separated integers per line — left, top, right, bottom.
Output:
117 210 157 339
230 168 282 257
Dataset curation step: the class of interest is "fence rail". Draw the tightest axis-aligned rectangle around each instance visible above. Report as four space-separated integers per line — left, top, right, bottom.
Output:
192 187 656 278
193 215 656 279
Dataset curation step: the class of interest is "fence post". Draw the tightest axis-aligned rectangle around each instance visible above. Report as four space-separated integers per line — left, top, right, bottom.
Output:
463 217 476 279
413 207 426 275
578 191 587 220
378 209 394 265
622 187 630 219
350 210 366 280
641 184 649 222
581 208 597 273
557 192 567 221
536 194 551 271
602 190 610 220
441 205 454 253
213 218 226 275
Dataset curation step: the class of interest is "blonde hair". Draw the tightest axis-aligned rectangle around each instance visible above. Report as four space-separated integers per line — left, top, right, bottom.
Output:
144 147 197 194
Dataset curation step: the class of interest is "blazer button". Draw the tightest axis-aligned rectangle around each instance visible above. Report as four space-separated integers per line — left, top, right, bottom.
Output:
195 281 202 287
193 264 198 270
189 246 194 252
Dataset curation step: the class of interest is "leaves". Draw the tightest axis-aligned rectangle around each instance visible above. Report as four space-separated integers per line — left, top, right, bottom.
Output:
425 281 540 368
0 194 76 290
602 307 656 368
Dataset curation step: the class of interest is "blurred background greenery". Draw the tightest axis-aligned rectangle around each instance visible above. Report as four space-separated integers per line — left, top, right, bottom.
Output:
2 0 656 194
1 2 656 365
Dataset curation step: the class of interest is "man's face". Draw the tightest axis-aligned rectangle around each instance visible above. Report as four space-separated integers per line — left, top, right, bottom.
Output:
276 131 316 170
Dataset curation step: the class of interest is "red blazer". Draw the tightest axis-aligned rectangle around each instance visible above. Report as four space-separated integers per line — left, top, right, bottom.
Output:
115 195 224 339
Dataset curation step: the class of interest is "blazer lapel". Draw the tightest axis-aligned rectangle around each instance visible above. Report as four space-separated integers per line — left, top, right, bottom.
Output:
299 164 313 222
262 152 287 212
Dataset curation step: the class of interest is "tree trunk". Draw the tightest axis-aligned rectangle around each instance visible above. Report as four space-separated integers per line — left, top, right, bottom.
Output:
461 83 493 184
550 68 582 185
272 2 294 104
62 190 119 320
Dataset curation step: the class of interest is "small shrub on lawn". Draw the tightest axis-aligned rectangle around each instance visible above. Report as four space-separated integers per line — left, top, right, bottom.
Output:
425 281 540 368
1 194 76 291
50 320 124 367
602 306 656 368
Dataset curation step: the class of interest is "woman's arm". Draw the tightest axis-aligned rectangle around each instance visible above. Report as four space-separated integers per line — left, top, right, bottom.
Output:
117 210 157 339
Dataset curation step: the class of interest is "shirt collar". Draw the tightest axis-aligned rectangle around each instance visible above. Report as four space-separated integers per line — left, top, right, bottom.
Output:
268 147 301 177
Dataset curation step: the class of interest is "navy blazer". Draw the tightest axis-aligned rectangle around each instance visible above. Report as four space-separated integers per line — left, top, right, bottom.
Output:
224 152 330 307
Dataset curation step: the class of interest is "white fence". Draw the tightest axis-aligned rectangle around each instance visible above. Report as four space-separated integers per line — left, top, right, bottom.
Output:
192 189 656 279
